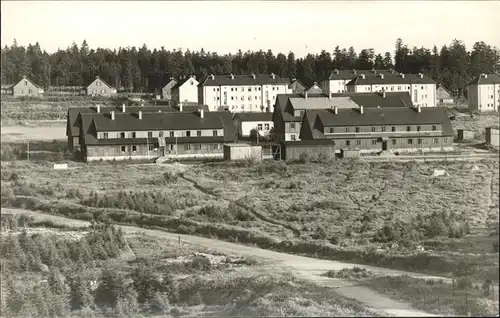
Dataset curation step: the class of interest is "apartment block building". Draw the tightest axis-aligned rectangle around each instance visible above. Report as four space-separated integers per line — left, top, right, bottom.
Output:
467 73 500 112
198 73 292 113
300 106 454 153
321 69 401 95
272 91 413 142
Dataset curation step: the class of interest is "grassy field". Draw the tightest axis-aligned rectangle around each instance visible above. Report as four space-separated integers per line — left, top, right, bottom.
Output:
1 158 498 284
322 267 499 316
0 213 376 317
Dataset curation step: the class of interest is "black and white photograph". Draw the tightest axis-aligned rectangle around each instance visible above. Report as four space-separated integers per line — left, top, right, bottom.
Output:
1 0 499 317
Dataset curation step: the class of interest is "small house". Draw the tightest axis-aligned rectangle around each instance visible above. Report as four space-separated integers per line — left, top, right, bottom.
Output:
486 127 499 147
233 112 274 139
437 85 454 105
223 143 262 161
1 76 44 97
86 76 117 97
162 78 178 100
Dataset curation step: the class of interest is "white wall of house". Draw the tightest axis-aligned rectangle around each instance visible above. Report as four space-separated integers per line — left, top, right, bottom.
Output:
239 121 274 137
174 78 199 105
201 83 291 113
468 83 500 112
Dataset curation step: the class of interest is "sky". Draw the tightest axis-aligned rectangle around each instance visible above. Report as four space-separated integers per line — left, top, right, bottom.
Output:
1 1 499 57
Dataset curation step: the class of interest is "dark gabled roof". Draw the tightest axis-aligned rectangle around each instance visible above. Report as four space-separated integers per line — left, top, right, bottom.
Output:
468 73 500 85
87 76 115 89
88 111 234 132
330 92 413 108
346 73 436 86
172 76 198 89
314 107 454 136
325 69 401 81
233 112 273 122
199 74 290 87
67 105 178 137
288 79 306 91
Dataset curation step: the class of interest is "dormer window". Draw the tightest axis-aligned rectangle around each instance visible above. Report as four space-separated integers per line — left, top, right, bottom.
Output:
24 81 28 86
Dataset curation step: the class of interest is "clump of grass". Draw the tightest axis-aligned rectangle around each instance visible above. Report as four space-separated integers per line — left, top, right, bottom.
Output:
324 267 373 280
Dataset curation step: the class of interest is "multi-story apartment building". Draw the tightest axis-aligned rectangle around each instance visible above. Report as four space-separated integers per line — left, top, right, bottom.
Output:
77 108 236 162
321 69 401 95
300 105 454 153
345 72 437 107
273 91 413 142
467 73 500 112
198 73 292 113
171 76 199 106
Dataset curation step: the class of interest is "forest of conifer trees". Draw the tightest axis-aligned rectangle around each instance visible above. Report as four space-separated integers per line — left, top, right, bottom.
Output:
1 38 499 98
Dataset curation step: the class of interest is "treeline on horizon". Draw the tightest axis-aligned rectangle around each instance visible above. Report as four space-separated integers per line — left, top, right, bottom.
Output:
1 38 499 97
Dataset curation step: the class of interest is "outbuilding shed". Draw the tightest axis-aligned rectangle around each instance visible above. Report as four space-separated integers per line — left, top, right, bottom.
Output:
223 143 263 161
486 127 499 147
280 140 335 161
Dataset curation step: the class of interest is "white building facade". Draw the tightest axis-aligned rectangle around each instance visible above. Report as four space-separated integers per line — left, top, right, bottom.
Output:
171 76 199 106
468 73 500 112
199 74 292 113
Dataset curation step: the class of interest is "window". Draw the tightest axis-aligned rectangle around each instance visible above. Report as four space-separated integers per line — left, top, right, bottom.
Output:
257 124 263 131
231 88 234 92
432 125 437 131
392 139 397 145
372 139 377 145
185 144 191 151
433 138 438 144
392 127 396 132
248 96 252 101
217 97 220 100
444 138 448 143
406 126 411 132
345 127 350 132
264 123 270 130
217 88 219 91
371 127 376 132
132 145 137 152
197 130 202 137
103 133 108 139
148 132 153 138
24 80 28 86
131 132 136 138
248 88 252 92
355 127 360 133
408 139 413 144
417 126 421 132
381 127 386 132
241 87 244 92
194 144 202 150
356 140 361 145
28 89 33 94
190 81 194 85
120 132 125 139
231 96 234 100
170 131 175 138
418 139 422 144
291 135 296 141
241 96 244 101
121 146 126 153
398 86 401 90
213 130 218 136
159 132 163 138
168 145 174 151
186 131 191 137
290 123 296 129
329 127 334 133
346 140 351 146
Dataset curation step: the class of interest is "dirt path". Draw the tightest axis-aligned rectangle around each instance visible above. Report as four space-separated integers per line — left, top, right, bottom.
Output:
3 207 439 317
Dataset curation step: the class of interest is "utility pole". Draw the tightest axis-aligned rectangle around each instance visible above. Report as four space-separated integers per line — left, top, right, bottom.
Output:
27 138 30 161
147 137 149 160
175 136 178 161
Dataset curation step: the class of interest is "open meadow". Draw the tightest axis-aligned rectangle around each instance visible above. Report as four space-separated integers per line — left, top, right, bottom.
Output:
1 158 498 285
0 213 378 317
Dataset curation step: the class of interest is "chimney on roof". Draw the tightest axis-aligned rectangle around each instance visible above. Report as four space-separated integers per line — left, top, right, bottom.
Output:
210 74 215 80
335 69 340 75
304 91 308 99
199 108 204 119
179 102 183 112
372 68 376 73
391 69 395 74
361 74 366 79
419 73 424 78
271 73 276 80
360 105 364 114
334 106 338 114
111 110 115 120
252 73 256 80
96 104 101 113
482 73 488 79
353 69 357 74
192 75 196 80
382 90 386 98
138 110 142 119
122 103 126 112
230 73 234 80
401 74 405 79
380 73 384 79
140 103 144 107
417 106 422 113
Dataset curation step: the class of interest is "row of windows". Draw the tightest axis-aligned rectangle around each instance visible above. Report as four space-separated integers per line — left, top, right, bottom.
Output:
325 125 439 133
340 137 447 146
120 143 221 153
257 124 271 130
212 86 284 92
103 130 219 139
